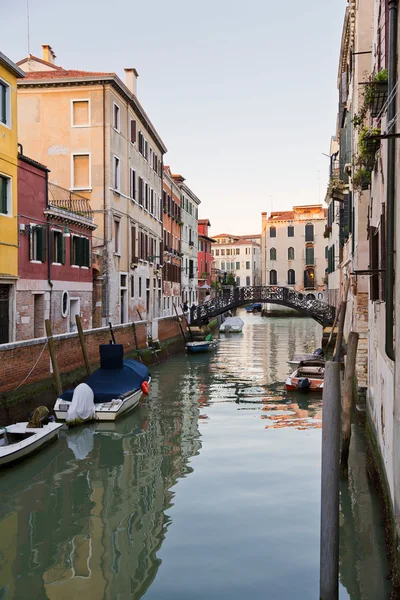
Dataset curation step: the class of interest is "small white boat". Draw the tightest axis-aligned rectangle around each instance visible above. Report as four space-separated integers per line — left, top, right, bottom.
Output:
219 317 244 333
0 422 63 467
186 340 217 353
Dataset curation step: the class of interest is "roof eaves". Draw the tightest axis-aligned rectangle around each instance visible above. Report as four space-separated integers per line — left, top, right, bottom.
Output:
0 52 25 78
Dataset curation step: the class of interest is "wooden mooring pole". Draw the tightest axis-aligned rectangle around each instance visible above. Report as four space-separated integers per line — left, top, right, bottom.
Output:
45 319 63 397
340 331 359 478
75 315 91 375
333 278 350 363
320 361 341 600
173 304 187 344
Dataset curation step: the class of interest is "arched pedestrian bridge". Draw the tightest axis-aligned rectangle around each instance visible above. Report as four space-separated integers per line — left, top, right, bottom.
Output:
193 286 335 326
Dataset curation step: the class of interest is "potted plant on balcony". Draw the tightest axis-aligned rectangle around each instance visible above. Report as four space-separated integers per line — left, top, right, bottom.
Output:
353 167 371 191
327 177 346 202
323 225 332 239
364 69 388 118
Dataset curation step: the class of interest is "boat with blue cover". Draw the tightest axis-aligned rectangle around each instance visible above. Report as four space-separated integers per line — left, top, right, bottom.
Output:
54 344 151 424
245 303 262 313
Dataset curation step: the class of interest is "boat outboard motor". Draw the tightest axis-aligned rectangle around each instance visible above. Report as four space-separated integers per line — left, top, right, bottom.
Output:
313 348 324 357
297 377 311 391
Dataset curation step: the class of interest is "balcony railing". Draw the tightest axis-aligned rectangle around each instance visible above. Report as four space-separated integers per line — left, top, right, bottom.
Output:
48 183 94 219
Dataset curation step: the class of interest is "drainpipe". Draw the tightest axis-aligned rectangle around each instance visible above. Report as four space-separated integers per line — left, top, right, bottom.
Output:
45 169 53 322
103 82 110 324
385 0 398 361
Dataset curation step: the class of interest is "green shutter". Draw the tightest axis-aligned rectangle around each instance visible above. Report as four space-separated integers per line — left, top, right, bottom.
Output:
40 227 47 262
83 238 90 267
70 237 75 265
0 176 7 214
306 247 314 266
61 234 66 265
77 237 83 267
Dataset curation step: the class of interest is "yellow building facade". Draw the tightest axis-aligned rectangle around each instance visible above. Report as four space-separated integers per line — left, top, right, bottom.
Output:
0 52 25 343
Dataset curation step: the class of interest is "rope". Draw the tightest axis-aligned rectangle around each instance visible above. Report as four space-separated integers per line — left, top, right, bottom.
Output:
13 340 48 392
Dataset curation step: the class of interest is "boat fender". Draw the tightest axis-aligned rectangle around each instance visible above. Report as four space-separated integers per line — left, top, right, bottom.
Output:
141 381 150 395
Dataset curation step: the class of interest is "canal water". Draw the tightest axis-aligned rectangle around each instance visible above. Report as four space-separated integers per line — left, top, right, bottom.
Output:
0 311 391 599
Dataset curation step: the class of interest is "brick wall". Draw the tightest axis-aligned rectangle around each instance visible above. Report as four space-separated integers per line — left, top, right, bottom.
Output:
0 319 152 394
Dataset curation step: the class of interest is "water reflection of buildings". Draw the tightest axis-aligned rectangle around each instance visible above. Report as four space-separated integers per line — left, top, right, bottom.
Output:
0 372 202 600
261 400 322 430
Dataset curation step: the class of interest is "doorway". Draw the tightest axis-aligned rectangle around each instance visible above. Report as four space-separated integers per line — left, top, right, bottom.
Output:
33 294 45 338
0 285 10 344
69 298 80 332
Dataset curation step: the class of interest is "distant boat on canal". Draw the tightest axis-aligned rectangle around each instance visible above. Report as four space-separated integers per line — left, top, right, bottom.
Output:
245 303 262 313
186 340 217 353
287 349 325 370
219 317 244 333
54 344 151 425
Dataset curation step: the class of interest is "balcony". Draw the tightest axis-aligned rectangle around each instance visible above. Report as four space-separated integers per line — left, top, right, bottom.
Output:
48 183 94 219
189 241 194 247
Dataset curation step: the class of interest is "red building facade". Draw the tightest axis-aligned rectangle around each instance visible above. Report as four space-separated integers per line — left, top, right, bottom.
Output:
197 219 215 298
16 154 96 340
162 167 182 315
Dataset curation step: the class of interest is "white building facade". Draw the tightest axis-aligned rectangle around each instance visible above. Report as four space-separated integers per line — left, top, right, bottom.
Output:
175 178 200 306
212 234 261 286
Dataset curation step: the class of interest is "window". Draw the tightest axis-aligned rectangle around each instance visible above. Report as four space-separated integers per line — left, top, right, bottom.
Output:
325 246 328 259
269 269 277 285
71 100 89 127
288 247 294 260
221 249 225 256
30 226 46 262
236 262 240 270
71 236 90 267
236 277 240 286
246 261 250 269
113 103 120 131
139 277 142 297
114 220 120 254
305 247 314 265
138 177 143 206
246 276 251 286
0 80 10 127
305 223 314 242
130 168 136 199
288 269 295 285
130 275 134 298
288 225 294 237
130 119 136 143
221 261 226 270
131 224 136 263
304 268 315 289
216 249 220 256
245 247 250 255
52 230 65 264
369 226 380 301
0 174 11 215
270 247 276 261
72 154 90 190
236 248 240 255
114 156 120 191
270 226 276 238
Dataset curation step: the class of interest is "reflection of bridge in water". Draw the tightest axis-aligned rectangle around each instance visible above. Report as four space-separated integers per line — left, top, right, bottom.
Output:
194 286 336 326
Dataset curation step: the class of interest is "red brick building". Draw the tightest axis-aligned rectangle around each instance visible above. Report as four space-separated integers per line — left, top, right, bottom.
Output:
198 219 215 298
16 153 97 340
162 167 182 315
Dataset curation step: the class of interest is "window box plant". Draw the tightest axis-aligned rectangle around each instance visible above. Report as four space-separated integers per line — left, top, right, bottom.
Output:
327 178 346 201
364 69 388 118
323 225 332 239
353 167 371 191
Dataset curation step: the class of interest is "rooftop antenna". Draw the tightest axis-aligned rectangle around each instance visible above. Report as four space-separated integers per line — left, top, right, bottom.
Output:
27 0 31 55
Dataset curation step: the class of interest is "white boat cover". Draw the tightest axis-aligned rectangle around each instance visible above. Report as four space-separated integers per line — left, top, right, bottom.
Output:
220 317 244 332
67 426 94 459
66 383 96 426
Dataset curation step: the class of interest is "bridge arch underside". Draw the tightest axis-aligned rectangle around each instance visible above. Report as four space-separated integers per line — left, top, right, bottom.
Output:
194 287 336 327
222 299 329 325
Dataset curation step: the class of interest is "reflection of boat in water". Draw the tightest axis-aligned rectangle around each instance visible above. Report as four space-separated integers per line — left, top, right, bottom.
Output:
54 344 151 424
285 360 325 392
186 340 217 353
0 421 63 467
219 317 244 333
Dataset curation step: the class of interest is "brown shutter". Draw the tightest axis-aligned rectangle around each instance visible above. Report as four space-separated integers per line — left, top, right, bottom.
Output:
380 205 386 301
131 225 136 263
131 120 136 144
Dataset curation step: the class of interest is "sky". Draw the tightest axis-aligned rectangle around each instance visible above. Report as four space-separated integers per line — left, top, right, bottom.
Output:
1 0 347 235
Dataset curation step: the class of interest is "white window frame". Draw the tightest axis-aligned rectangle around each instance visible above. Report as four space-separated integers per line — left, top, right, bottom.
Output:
51 227 63 265
0 78 11 129
130 167 136 200
0 172 12 217
113 155 120 192
113 102 120 132
71 152 92 191
114 218 121 255
70 99 91 128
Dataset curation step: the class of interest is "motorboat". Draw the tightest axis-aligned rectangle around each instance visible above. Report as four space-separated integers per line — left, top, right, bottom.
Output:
54 344 151 425
0 417 63 467
245 303 262 313
287 349 325 370
219 317 244 333
186 340 217 353
285 359 325 392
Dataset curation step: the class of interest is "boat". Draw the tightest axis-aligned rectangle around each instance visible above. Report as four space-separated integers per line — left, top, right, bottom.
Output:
54 344 151 424
285 359 325 392
244 303 262 313
186 340 217 353
219 317 244 333
287 349 325 370
0 414 63 467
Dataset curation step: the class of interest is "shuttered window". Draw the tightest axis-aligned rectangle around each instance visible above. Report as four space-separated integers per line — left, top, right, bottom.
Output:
288 247 294 260
270 247 276 260
71 236 90 267
380 206 386 301
0 81 8 125
72 100 89 126
369 226 380 301
288 269 295 284
72 154 90 189
130 169 136 199
305 247 314 266
269 270 277 285
0 175 9 214
131 225 136 263
287 225 294 237
130 119 136 143
30 226 47 262
270 226 276 238
52 230 65 264
305 224 314 242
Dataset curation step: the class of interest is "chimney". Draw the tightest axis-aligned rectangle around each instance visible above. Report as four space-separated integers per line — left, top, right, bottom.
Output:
261 212 268 226
42 44 56 65
124 68 139 96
